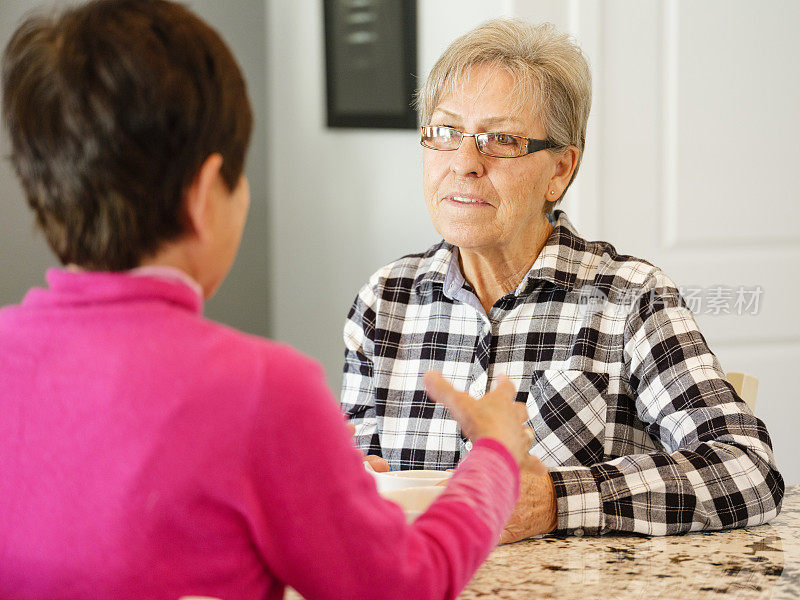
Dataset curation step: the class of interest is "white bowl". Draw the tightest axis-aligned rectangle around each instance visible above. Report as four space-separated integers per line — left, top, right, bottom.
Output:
380 486 446 522
367 467 452 493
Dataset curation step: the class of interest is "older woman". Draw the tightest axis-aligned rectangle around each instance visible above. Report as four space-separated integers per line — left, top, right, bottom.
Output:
342 19 784 542
0 2 540 598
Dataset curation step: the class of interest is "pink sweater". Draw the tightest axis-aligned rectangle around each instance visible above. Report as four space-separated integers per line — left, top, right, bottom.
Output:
0 269 519 600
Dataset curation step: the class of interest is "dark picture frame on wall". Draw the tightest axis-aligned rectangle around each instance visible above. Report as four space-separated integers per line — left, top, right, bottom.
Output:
323 0 417 129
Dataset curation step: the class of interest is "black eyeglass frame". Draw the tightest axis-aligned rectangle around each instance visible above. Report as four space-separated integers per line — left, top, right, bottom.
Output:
420 125 558 158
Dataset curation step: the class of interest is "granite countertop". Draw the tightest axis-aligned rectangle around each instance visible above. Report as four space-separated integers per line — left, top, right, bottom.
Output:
286 485 798 599
459 484 799 599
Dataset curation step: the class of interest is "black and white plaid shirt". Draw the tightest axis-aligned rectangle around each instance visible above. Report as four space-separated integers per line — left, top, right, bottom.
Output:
341 211 784 536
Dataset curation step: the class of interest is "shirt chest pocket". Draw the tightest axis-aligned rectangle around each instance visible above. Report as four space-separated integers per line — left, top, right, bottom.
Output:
526 369 609 468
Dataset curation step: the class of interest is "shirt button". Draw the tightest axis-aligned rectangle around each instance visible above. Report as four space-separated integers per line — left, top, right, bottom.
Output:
574 528 584 537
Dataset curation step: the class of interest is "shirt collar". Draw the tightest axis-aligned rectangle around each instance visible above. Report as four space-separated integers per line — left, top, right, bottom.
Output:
416 210 590 298
517 210 588 293
412 240 454 292
25 268 203 314
128 265 204 299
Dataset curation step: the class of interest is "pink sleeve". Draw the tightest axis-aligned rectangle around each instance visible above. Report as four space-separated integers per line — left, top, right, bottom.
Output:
241 348 520 600
425 438 521 539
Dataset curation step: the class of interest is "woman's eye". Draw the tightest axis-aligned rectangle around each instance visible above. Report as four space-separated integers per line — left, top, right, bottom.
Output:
495 134 517 145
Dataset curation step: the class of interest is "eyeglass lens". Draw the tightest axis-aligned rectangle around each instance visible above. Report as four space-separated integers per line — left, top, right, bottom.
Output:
421 126 526 158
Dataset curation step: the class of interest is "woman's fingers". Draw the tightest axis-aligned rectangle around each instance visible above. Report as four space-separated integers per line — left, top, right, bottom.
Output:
426 371 541 467
349 420 390 472
424 371 473 423
365 454 390 473
424 372 460 403
492 374 516 396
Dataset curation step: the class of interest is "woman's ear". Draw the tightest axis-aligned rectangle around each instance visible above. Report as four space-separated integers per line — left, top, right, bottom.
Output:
548 146 580 199
184 153 224 242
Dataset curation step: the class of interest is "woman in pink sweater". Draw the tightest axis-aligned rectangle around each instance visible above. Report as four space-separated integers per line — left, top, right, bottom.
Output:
0 2 546 599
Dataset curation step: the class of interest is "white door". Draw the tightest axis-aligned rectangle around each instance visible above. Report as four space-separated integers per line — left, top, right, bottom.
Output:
514 0 800 484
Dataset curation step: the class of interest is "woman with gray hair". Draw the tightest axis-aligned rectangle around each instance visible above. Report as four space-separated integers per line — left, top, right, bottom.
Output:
342 19 783 542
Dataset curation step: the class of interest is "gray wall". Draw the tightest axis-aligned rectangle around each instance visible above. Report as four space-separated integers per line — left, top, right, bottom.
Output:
191 0 269 337
267 0 514 393
0 0 270 337
0 1 57 305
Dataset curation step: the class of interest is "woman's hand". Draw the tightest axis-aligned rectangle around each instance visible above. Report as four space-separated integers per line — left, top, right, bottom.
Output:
346 422 390 472
424 371 545 472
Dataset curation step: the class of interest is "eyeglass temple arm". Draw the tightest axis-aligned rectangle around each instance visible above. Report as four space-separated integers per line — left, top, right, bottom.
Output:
524 139 559 155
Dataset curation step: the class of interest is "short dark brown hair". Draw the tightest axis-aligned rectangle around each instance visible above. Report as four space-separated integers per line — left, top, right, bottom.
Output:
2 0 253 270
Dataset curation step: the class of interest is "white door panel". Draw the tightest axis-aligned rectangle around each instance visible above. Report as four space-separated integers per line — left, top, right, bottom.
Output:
670 1 800 246
514 0 800 483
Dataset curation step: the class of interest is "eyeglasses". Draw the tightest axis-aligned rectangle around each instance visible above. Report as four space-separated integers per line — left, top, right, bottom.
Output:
420 125 557 158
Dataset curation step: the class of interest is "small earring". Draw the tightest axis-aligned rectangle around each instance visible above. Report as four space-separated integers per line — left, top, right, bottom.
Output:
549 190 556 195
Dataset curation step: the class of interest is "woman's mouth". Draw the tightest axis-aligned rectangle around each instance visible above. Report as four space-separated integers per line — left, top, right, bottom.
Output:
445 194 490 206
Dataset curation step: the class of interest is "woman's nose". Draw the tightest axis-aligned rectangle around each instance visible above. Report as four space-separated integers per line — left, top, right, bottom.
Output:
450 134 486 178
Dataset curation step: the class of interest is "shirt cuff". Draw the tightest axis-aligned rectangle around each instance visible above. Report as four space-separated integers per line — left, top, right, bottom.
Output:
549 466 604 536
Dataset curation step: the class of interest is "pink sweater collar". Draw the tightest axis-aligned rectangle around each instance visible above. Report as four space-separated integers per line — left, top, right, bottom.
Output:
22 268 203 314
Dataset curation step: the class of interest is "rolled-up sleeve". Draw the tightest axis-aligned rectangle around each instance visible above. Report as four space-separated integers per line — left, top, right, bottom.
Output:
551 270 784 536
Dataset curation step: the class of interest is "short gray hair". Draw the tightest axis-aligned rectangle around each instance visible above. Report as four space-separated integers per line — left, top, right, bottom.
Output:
415 19 592 205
